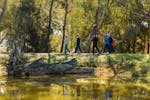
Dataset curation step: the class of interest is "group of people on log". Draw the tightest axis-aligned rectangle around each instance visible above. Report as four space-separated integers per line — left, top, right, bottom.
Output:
64 33 115 54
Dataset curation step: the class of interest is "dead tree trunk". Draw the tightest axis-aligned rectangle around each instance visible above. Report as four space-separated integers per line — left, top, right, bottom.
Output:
0 0 8 22
60 0 68 53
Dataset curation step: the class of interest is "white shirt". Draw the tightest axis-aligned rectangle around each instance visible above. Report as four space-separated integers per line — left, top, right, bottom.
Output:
65 37 69 45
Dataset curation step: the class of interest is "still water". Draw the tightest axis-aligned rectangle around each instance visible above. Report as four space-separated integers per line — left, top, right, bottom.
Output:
0 74 150 100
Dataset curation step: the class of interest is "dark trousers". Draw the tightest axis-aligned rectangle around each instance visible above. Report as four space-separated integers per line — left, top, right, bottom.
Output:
103 44 111 53
75 45 82 53
93 44 100 53
64 44 70 54
110 45 115 53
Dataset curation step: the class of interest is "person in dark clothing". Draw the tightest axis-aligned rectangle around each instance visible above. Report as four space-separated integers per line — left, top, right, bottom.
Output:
91 34 100 54
109 35 115 53
75 35 82 53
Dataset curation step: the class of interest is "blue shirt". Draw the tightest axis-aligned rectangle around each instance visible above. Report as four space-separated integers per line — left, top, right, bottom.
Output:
105 37 110 45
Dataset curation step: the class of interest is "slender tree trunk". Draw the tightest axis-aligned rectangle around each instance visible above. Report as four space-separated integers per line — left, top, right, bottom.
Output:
47 0 54 63
143 33 147 53
0 0 8 22
147 39 150 54
132 32 136 53
47 0 54 52
128 41 131 53
60 0 68 53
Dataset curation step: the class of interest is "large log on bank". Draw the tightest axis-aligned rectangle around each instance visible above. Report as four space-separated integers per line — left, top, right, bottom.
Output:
26 58 77 75
25 58 94 76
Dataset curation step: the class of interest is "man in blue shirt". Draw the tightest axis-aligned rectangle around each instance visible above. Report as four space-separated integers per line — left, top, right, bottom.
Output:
103 34 111 53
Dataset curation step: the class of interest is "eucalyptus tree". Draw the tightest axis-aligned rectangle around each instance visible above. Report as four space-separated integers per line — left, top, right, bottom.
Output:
12 0 42 53
7 0 42 76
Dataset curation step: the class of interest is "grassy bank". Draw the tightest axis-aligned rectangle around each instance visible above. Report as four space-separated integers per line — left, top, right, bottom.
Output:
0 53 150 76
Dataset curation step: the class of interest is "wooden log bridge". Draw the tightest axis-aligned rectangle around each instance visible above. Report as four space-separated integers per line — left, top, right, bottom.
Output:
25 58 94 76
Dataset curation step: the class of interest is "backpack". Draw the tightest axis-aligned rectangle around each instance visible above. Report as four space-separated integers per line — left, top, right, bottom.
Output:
112 39 115 46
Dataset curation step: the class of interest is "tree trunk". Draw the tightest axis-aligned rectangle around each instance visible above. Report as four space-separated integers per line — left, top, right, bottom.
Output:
0 0 8 22
147 39 150 54
47 0 54 52
60 0 68 53
143 33 147 53
7 37 24 77
47 0 54 63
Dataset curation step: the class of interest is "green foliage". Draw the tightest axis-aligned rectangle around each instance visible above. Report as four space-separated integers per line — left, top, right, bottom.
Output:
0 0 150 53
15 0 43 52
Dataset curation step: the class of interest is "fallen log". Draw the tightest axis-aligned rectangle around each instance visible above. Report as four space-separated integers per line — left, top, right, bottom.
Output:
26 58 77 75
25 58 94 76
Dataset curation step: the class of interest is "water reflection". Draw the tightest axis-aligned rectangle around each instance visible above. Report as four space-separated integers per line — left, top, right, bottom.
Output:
63 85 69 96
0 86 5 94
0 75 150 100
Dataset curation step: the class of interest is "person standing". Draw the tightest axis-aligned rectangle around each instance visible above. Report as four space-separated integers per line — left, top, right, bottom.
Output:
91 34 100 54
64 35 70 54
109 34 115 53
103 34 111 53
75 35 82 53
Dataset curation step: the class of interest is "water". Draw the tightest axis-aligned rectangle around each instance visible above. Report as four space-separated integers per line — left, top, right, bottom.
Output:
0 75 150 100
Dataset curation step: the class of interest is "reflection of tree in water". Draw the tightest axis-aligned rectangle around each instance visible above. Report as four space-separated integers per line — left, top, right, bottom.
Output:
103 75 150 100
61 75 150 100
0 75 150 100
104 75 132 100
62 84 81 97
63 85 69 96
76 85 80 96
91 83 101 99
0 81 22 100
